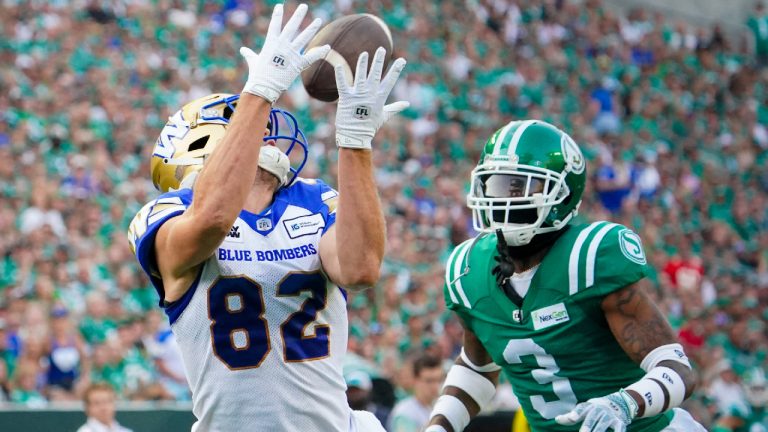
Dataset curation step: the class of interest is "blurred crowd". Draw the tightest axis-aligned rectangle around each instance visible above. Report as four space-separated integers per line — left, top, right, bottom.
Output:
1 0 767 430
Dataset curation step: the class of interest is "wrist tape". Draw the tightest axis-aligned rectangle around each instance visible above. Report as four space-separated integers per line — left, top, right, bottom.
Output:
443 365 496 409
640 343 691 371
431 395 470 432
626 366 686 417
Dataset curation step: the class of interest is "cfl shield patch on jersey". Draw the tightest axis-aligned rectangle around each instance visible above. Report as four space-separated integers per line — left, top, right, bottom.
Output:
443 222 673 432
257 218 272 231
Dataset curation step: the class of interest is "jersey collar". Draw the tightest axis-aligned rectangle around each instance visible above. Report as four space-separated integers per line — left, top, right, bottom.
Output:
238 189 290 236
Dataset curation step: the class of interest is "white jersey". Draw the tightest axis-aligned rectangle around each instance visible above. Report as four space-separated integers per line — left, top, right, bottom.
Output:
129 179 351 432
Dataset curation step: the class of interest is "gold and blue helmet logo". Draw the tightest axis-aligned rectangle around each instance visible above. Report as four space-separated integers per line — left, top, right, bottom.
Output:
151 93 310 192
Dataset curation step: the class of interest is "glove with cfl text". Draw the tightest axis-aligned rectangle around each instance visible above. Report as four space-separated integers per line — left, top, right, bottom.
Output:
240 3 330 104
334 47 409 150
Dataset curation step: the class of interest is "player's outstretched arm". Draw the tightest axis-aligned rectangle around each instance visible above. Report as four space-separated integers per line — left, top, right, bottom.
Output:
319 48 408 290
155 3 329 301
556 281 698 432
425 324 501 432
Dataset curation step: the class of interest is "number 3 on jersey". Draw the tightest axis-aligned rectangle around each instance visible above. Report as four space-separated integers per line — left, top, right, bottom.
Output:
503 338 578 419
208 273 329 369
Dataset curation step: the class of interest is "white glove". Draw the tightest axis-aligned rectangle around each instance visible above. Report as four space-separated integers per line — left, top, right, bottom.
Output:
334 47 409 149
240 3 330 103
555 391 635 432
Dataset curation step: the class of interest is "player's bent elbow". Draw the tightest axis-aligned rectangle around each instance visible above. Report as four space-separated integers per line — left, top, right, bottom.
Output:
202 219 231 241
340 266 381 291
194 208 234 239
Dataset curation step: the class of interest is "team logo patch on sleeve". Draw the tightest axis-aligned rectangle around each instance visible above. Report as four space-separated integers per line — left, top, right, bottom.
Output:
618 229 646 264
531 303 570 330
283 213 325 239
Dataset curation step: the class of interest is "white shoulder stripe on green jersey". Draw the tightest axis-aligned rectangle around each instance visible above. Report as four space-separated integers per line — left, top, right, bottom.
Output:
444 245 462 305
445 239 473 305
491 121 517 155
506 119 536 156
568 221 605 295
585 222 620 289
452 241 473 308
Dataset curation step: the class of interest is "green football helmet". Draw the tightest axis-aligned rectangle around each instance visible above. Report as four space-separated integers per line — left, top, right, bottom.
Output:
468 120 586 246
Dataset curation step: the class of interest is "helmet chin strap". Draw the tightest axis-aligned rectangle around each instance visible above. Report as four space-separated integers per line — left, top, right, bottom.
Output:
503 229 536 247
491 226 571 320
258 146 290 187
168 147 290 190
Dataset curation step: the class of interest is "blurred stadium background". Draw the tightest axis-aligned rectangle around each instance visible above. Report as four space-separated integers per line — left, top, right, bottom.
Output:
1 0 768 430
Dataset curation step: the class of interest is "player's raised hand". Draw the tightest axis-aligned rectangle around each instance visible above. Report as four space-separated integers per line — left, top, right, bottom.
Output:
334 47 409 150
555 393 633 432
240 3 331 103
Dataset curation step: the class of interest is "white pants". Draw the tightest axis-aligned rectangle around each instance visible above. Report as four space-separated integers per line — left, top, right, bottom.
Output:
662 408 706 431
349 410 386 432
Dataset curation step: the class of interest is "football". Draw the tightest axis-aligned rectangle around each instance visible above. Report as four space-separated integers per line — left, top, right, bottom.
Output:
301 13 393 102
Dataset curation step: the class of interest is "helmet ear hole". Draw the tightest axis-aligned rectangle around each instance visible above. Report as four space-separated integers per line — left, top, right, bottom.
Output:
188 136 209 152
561 193 572 207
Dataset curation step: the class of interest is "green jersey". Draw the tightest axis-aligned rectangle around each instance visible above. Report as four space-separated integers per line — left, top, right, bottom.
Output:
444 221 673 432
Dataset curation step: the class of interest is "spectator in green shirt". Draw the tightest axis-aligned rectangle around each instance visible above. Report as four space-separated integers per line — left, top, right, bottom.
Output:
747 1 768 66
79 292 116 345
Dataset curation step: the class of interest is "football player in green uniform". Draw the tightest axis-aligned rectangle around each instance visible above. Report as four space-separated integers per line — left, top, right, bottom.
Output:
743 367 768 432
425 120 706 432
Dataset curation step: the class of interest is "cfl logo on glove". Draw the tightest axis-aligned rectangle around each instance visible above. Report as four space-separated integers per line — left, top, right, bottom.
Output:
354 105 371 120
272 55 287 68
